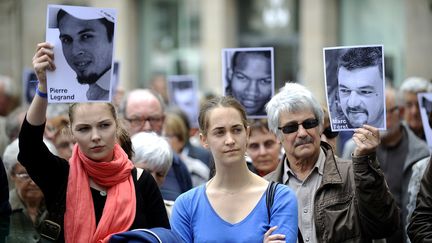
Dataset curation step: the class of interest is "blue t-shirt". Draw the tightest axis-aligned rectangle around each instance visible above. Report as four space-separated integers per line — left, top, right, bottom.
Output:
171 184 298 243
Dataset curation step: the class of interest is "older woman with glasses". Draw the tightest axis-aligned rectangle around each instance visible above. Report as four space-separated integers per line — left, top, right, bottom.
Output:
2 138 57 242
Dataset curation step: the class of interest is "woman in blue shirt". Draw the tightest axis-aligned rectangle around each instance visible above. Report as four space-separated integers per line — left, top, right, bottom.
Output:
170 96 298 242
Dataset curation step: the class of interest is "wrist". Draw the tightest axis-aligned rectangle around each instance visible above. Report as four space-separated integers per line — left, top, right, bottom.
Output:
35 83 47 98
37 83 47 93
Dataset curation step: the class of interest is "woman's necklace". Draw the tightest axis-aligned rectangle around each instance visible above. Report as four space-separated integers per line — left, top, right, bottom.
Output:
89 179 107 196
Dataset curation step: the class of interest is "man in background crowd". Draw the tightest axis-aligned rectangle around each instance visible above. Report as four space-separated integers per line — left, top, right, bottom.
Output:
399 76 432 141
121 89 192 200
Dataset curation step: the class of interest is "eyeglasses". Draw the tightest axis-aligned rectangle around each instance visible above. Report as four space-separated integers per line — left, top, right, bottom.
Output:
278 118 319 134
323 127 339 139
125 116 163 128
14 172 31 181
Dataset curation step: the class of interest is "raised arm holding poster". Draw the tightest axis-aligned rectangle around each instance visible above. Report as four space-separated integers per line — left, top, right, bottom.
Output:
323 45 386 131
222 47 274 118
46 5 116 103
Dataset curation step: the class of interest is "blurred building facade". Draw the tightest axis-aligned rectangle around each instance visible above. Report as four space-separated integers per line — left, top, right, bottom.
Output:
0 0 431 105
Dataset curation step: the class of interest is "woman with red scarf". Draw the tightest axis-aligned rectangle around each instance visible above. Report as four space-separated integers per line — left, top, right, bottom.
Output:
17 42 170 242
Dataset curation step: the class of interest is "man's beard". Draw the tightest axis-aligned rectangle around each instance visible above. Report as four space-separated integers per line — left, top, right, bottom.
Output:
345 106 369 127
76 67 110 85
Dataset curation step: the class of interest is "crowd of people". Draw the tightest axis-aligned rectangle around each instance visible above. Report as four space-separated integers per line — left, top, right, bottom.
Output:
0 38 431 242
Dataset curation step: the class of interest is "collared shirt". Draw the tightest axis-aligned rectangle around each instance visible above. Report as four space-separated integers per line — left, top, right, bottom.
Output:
87 69 111 100
283 148 325 243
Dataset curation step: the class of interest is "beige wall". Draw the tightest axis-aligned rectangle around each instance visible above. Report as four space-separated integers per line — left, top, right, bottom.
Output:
299 0 338 105
199 0 237 95
0 0 22 97
404 0 432 80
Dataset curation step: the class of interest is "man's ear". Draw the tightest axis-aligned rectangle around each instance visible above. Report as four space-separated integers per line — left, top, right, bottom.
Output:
200 133 209 149
227 68 234 82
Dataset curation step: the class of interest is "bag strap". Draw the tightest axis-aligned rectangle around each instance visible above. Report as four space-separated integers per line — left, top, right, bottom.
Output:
40 181 66 242
265 181 277 223
265 181 304 243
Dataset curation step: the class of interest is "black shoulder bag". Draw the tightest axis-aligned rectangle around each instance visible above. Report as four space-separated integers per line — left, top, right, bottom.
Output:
266 181 304 243
39 178 67 243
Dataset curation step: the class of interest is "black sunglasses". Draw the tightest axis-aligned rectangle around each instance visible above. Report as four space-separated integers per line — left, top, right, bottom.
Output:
323 127 339 139
278 118 319 134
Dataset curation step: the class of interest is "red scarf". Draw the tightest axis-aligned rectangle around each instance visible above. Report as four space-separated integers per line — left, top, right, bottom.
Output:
64 144 136 243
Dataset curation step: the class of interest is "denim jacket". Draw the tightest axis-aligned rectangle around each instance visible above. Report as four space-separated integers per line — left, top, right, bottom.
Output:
265 142 400 243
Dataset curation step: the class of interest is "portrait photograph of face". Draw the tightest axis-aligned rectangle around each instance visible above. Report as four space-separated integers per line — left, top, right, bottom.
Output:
46 5 116 103
418 92 432 150
323 45 386 131
22 68 38 104
222 47 275 118
167 75 200 128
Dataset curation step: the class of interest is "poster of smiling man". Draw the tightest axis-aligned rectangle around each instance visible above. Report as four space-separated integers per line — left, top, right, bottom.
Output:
46 5 116 103
323 45 386 131
222 47 275 118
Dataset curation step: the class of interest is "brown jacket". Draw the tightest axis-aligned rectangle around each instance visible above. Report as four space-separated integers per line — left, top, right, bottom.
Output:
265 142 400 243
408 157 432 243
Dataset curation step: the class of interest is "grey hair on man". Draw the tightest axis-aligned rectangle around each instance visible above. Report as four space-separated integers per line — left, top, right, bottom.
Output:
119 89 166 118
266 82 324 140
131 132 173 177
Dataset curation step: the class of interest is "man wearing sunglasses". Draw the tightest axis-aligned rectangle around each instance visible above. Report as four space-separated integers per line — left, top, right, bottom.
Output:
265 82 399 243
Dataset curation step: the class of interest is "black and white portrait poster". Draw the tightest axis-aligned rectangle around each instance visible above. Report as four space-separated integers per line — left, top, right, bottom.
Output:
323 45 386 131
22 68 38 104
222 47 275 118
46 5 117 103
418 92 432 150
167 75 200 128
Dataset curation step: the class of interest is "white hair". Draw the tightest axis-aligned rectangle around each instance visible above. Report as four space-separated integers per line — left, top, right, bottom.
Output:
399 77 432 93
0 75 15 97
3 138 57 184
131 132 173 176
266 82 324 140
